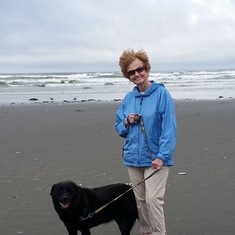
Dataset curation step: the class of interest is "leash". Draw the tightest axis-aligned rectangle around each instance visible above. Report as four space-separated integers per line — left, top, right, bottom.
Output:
139 116 154 160
80 116 158 221
80 169 159 221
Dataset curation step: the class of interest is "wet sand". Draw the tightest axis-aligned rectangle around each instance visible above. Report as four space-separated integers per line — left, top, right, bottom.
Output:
0 100 235 235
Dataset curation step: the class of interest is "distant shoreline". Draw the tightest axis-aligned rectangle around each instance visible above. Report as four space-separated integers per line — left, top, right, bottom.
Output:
1 96 234 107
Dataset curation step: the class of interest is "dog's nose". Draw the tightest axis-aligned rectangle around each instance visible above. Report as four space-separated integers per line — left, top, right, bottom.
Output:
61 196 68 202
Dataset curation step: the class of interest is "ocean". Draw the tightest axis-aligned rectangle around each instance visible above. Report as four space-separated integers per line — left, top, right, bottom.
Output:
0 70 234 105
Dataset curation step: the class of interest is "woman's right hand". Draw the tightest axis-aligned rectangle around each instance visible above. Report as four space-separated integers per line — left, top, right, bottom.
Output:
126 113 136 125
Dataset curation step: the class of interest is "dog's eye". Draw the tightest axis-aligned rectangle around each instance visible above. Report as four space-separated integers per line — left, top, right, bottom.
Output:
66 187 76 196
57 187 64 195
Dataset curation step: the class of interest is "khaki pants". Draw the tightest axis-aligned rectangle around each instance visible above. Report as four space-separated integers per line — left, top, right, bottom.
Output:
127 167 169 235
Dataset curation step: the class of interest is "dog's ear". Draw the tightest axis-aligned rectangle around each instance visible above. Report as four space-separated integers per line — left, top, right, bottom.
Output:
50 184 55 196
76 185 83 193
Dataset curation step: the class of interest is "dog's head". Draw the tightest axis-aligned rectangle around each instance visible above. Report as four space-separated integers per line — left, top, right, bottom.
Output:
50 181 81 210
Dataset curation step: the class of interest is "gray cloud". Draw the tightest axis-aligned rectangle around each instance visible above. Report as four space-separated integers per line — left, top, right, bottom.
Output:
0 0 235 72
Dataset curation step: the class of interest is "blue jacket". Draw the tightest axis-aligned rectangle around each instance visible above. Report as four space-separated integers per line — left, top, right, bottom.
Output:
115 81 177 167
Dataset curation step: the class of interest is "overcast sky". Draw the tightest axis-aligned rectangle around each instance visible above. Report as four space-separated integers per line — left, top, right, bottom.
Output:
1 0 235 73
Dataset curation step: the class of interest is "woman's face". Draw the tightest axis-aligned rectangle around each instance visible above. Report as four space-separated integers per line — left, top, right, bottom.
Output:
127 58 149 85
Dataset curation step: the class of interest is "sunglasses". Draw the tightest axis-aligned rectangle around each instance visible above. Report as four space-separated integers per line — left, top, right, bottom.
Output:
127 66 145 77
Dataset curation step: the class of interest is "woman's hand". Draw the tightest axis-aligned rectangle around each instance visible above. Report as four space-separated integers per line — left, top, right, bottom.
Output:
125 113 141 126
127 113 136 125
124 113 136 126
152 158 163 170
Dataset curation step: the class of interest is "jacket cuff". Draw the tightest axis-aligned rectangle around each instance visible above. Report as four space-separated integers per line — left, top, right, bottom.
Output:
157 154 166 162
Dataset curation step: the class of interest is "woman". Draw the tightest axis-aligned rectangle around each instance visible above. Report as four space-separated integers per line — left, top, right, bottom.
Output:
115 49 177 235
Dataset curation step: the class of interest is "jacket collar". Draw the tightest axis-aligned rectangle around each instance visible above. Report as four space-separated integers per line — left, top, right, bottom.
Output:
133 81 164 97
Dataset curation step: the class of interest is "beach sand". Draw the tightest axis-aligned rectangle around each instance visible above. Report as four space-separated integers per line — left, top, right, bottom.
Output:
0 100 235 235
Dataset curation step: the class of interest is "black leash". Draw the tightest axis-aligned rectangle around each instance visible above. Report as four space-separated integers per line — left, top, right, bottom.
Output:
80 116 158 221
139 116 153 160
80 169 159 221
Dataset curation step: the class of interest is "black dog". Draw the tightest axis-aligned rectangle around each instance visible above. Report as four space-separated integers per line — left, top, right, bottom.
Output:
50 181 138 235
